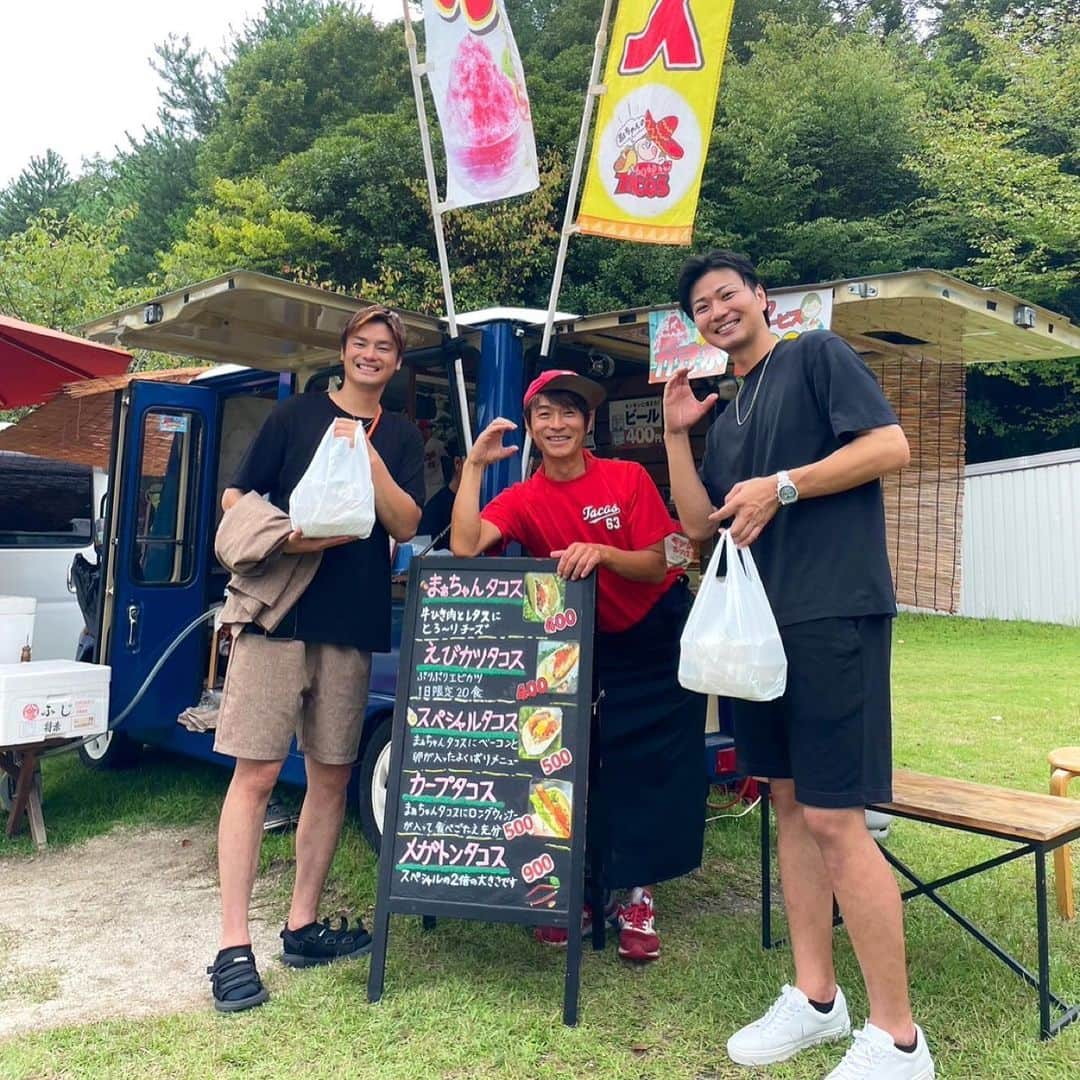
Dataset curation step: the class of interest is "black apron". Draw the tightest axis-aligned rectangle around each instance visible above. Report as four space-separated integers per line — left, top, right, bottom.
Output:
589 578 706 889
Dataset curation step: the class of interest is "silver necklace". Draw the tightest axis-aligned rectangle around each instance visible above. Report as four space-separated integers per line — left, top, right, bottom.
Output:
734 343 777 427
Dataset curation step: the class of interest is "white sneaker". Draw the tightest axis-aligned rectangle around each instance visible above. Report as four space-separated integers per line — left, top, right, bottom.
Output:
824 1023 935 1079
727 984 851 1066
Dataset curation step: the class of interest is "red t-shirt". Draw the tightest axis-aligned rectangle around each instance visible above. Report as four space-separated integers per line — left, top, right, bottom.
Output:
480 453 681 633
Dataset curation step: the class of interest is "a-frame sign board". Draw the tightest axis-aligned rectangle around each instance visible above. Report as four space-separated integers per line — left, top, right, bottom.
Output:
368 558 596 1025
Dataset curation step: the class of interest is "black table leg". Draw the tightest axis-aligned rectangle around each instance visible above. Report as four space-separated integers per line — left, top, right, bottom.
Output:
1036 849 1051 1040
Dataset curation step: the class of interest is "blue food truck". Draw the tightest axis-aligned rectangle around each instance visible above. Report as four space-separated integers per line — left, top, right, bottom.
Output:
77 265 1053 845
74 270 736 849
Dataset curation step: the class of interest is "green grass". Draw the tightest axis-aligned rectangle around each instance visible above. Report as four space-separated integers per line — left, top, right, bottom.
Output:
3 614 1079 1078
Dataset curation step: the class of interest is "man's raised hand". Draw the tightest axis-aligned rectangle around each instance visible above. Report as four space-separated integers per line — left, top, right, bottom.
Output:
663 368 718 436
467 418 519 468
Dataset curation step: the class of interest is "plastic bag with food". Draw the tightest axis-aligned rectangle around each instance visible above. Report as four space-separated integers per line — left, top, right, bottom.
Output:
289 421 376 539
678 529 787 701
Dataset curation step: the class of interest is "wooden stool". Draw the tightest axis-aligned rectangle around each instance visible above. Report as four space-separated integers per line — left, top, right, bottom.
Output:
1049 746 1080 920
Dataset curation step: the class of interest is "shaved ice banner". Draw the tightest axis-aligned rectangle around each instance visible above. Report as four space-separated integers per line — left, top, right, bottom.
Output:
423 0 539 209
577 0 735 245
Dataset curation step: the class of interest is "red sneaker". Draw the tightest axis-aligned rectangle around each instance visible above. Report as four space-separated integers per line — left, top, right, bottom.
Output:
534 899 616 948
534 904 593 948
617 888 660 963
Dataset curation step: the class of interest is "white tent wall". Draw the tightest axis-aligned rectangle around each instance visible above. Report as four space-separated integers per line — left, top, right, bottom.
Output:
960 448 1080 625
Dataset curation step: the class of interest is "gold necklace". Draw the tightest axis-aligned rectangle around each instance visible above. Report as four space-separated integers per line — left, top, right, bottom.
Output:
734 343 777 427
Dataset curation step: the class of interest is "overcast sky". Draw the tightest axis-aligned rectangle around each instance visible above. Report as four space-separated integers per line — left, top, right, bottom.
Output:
2 0 410 188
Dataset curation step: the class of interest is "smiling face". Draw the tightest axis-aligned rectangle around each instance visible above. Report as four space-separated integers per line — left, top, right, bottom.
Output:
689 268 771 357
635 136 662 162
525 392 590 464
339 317 401 393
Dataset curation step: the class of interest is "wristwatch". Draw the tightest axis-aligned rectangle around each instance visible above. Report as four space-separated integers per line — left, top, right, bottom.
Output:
776 470 798 506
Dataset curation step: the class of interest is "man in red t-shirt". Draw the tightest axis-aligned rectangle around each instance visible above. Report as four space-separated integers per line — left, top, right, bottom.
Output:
451 370 706 964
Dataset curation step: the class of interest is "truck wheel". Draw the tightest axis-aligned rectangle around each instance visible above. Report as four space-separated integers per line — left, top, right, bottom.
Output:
78 729 140 770
357 715 392 854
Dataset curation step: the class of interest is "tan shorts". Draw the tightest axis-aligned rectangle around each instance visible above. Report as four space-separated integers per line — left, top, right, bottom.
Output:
214 632 372 765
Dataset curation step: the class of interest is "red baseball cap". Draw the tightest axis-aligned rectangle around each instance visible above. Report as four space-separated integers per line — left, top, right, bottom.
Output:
523 369 605 411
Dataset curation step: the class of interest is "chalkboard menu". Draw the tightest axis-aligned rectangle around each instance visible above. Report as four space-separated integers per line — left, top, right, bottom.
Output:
368 558 596 1023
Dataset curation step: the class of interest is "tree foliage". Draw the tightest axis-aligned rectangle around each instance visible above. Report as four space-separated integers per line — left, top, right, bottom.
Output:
158 177 338 287
0 151 76 238
0 210 129 330
199 7 410 179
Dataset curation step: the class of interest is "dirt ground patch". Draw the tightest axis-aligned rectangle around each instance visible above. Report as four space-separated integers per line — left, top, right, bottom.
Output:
2 824 283 1038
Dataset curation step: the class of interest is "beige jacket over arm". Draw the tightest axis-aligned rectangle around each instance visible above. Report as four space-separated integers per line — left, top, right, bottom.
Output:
215 492 322 632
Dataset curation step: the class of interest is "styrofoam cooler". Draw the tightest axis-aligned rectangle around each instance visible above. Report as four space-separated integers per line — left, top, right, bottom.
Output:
0 660 110 747
0 595 36 663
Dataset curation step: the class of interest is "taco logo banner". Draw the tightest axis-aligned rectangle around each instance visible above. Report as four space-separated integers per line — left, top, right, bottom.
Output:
577 0 734 245
424 0 539 210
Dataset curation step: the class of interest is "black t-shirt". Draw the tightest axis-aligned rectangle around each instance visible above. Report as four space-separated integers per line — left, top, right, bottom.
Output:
418 484 455 543
231 392 425 651
700 331 898 627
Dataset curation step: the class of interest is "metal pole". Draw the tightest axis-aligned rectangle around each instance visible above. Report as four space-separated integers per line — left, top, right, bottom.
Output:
538 0 616 361
401 1 473 451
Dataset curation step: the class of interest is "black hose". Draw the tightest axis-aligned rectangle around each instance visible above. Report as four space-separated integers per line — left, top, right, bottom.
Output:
39 606 220 760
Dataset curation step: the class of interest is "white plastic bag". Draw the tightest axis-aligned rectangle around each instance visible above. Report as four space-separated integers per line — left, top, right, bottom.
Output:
289 421 376 539
678 529 787 701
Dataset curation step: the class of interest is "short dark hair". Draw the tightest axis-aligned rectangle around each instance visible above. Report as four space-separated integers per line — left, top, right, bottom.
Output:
440 438 462 483
677 249 769 326
524 388 589 423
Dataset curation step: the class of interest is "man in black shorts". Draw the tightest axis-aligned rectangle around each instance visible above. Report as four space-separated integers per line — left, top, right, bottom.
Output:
663 251 935 1080
207 306 424 1012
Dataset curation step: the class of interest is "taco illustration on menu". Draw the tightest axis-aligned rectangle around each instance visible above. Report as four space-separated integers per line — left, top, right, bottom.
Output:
536 640 580 694
529 779 573 839
518 707 562 759
523 572 564 622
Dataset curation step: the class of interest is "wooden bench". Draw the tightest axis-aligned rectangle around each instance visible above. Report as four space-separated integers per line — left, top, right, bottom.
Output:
758 769 1080 1041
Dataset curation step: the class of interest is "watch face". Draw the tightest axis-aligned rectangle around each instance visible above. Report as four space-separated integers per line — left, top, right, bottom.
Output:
778 484 798 504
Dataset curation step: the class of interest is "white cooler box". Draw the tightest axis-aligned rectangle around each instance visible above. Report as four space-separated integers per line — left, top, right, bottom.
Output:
0 660 110 747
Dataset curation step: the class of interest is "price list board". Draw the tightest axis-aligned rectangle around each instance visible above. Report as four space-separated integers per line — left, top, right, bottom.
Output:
369 558 595 1024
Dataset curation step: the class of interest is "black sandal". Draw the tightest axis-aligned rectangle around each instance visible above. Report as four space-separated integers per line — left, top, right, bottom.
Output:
280 916 372 967
207 946 270 1013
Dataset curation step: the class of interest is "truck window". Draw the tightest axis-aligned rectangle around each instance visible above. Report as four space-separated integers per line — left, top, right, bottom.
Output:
0 452 93 548
131 410 203 585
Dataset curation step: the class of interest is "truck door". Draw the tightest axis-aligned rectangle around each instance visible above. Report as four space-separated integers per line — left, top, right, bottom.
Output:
101 380 221 745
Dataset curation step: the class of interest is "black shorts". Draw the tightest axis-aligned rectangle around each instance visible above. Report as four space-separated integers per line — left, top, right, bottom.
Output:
731 615 893 808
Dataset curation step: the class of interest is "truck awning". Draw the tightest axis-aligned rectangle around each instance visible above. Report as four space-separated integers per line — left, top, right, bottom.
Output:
549 269 1080 367
78 271 449 372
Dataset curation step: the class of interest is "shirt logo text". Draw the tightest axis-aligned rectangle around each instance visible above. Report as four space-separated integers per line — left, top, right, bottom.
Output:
582 504 622 531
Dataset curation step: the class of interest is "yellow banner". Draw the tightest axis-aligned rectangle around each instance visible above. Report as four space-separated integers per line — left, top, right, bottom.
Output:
576 0 734 245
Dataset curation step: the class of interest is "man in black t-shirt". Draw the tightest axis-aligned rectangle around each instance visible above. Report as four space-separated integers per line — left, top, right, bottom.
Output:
206 306 424 1013
663 252 935 1080
418 438 462 544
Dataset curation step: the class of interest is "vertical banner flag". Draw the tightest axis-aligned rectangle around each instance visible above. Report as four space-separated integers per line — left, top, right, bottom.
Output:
577 0 734 244
423 0 539 209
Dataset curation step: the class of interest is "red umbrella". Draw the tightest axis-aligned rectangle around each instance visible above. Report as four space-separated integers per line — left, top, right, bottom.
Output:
0 314 132 408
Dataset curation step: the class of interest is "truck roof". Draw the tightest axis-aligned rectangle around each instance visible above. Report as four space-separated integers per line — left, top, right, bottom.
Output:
79 267 1080 370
